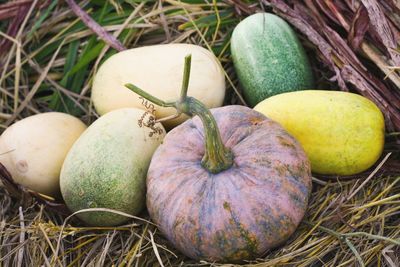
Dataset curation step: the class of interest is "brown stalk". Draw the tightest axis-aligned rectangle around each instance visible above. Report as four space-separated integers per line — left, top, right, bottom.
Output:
224 0 257 16
312 1 400 93
0 9 19 21
0 5 30 58
348 5 369 50
0 0 33 11
64 0 126 52
361 0 400 66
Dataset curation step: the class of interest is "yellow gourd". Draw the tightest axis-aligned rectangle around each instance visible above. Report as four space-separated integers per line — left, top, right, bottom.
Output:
254 90 385 175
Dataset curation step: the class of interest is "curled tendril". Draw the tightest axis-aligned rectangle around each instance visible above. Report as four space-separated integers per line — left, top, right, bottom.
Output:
138 111 164 137
139 97 156 115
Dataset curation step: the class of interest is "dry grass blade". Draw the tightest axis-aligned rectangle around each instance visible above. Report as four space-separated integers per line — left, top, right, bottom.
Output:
345 152 391 201
17 207 25 267
5 38 65 125
149 229 165 267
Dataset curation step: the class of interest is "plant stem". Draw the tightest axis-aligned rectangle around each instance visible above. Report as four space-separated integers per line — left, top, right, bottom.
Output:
180 55 191 103
178 97 233 173
124 84 175 108
65 0 125 52
125 54 233 173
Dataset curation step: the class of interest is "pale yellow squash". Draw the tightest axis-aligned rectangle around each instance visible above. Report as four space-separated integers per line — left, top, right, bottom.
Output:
0 113 87 197
254 90 385 175
92 44 226 128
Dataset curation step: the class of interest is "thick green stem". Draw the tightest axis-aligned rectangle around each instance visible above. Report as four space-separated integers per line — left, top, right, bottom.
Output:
125 54 233 174
178 97 233 173
180 55 191 103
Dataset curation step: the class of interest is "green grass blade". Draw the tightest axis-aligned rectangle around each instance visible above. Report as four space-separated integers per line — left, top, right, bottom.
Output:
49 40 80 111
28 0 58 38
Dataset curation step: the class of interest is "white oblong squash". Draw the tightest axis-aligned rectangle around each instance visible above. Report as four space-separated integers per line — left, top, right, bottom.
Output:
92 44 226 128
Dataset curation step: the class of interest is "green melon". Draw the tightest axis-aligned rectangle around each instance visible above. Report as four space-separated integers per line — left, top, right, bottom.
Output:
231 13 314 107
60 108 165 226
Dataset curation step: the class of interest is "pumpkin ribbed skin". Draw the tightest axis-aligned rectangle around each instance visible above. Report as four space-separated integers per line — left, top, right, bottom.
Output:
147 105 311 262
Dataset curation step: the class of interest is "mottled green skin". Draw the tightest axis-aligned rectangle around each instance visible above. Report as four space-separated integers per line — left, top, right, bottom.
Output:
60 108 165 226
231 13 314 107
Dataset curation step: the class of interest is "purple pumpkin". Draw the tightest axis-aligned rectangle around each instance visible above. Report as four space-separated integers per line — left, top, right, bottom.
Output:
125 56 311 263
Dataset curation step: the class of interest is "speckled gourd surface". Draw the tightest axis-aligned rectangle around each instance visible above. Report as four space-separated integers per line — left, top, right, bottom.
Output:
231 13 314 106
60 108 165 226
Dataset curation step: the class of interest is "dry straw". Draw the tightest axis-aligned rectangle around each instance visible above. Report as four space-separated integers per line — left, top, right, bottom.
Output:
0 0 399 266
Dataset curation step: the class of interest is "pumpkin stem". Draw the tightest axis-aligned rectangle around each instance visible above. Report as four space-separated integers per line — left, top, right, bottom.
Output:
178 97 234 173
125 54 233 174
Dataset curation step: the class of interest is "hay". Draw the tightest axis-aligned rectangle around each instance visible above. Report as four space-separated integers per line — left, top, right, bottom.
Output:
0 172 398 266
0 1 399 266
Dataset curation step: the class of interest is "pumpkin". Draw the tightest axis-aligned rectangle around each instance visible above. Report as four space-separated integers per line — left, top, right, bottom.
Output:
125 56 312 262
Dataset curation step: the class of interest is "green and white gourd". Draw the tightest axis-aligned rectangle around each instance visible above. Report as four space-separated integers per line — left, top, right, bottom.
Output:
231 13 314 106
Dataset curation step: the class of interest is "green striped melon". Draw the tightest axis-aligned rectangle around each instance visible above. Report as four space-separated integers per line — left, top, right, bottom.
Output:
231 13 314 106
